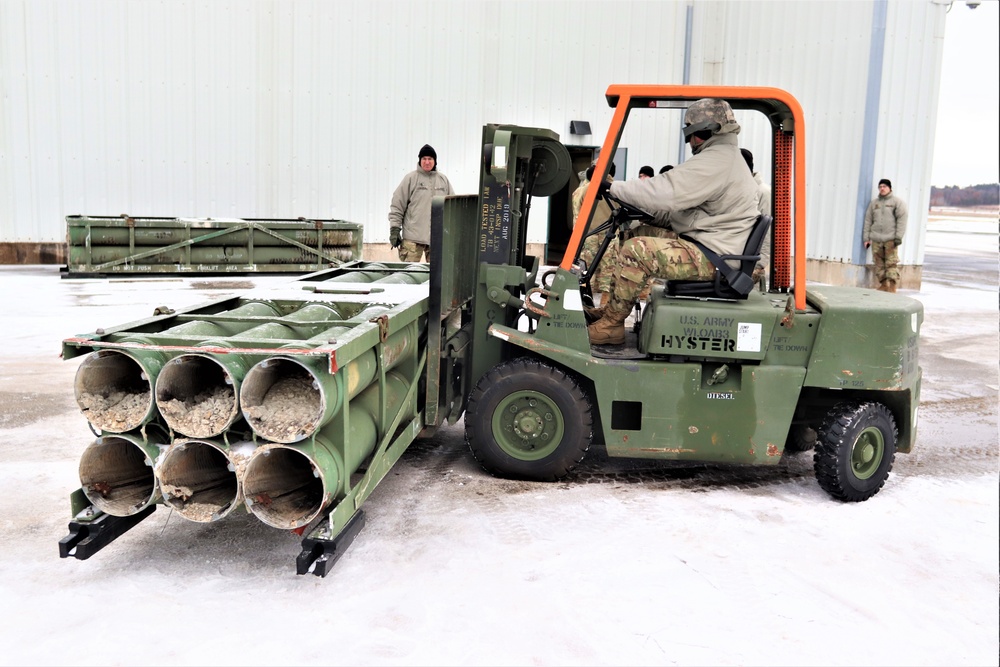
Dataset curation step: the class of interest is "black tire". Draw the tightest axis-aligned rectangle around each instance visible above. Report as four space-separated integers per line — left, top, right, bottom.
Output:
464 358 592 481
814 402 897 502
784 424 817 453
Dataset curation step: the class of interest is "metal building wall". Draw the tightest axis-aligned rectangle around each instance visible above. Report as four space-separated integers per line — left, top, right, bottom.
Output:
693 0 945 272
0 0 687 247
0 0 946 275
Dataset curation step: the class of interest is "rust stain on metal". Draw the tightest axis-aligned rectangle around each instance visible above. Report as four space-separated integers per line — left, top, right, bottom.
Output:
767 443 780 457
371 314 389 343
253 493 273 508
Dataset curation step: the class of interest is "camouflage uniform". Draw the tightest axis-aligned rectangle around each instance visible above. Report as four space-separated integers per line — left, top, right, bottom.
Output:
603 236 716 313
398 240 430 263
579 232 618 293
863 186 907 288
870 241 900 285
388 144 454 263
573 171 618 294
752 172 772 284
589 98 759 344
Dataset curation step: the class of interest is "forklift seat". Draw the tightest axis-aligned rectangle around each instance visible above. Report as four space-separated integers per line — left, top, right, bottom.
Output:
665 214 773 300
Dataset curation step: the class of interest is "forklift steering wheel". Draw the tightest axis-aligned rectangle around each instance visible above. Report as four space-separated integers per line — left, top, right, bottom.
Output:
601 191 654 224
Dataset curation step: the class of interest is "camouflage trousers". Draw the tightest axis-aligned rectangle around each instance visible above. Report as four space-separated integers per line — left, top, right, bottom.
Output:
581 226 677 294
871 240 899 284
398 240 430 263
579 233 618 293
628 224 676 240
605 236 716 313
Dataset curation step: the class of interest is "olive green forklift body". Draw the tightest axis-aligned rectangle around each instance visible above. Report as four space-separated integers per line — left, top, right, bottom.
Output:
442 85 922 473
58 86 925 575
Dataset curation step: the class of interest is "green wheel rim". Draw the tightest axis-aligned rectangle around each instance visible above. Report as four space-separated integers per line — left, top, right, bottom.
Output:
491 390 565 461
851 425 885 480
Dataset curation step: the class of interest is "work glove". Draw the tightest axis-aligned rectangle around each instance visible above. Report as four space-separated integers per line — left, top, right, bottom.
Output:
596 179 612 196
893 238 902 246
389 227 402 248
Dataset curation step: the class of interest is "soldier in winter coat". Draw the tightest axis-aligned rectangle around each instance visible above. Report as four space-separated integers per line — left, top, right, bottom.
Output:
587 98 760 345
388 144 454 263
863 178 908 292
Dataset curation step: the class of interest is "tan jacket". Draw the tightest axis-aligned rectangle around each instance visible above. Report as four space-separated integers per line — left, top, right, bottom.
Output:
863 193 908 244
571 178 614 233
608 133 759 258
388 168 454 245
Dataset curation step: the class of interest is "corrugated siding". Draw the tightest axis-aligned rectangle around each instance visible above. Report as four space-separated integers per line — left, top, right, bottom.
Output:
0 0 944 264
697 0 944 265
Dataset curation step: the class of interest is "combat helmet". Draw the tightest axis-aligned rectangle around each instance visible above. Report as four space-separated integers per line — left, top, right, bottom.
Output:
683 98 741 141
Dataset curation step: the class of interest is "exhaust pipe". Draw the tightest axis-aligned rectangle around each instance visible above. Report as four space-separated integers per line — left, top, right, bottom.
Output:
242 371 411 529
156 438 250 522
78 431 166 516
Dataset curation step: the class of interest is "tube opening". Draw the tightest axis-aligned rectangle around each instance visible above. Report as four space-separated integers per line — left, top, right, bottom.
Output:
158 440 239 522
241 359 322 442
243 447 325 529
155 355 238 437
74 350 154 433
79 436 159 516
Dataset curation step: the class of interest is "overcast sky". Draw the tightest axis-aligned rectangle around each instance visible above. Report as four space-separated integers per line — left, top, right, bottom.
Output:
931 0 1000 187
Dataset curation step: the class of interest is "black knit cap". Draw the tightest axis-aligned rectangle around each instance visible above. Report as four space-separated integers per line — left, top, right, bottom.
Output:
879 178 892 189
418 144 437 161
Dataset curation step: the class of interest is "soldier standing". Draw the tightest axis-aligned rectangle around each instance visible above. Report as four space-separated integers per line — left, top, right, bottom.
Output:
863 178 908 292
388 144 454 262
587 98 759 345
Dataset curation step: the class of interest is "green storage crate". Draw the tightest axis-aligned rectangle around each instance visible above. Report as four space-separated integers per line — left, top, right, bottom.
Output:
63 214 364 277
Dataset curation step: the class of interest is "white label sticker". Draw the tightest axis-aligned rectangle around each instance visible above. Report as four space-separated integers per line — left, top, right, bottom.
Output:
736 322 762 352
563 289 583 311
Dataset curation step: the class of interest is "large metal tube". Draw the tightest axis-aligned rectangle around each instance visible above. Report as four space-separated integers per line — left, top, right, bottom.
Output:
74 340 166 433
313 262 426 283
295 303 390 347
78 431 166 516
229 321 300 342
281 302 345 324
156 438 246 522
242 371 411 529
68 226 358 248
240 318 415 443
370 270 430 285
154 352 248 438
69 246 354 265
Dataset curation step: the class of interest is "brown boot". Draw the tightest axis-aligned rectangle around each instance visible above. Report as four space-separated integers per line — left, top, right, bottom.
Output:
876 280 888 292
583 293 608 322
588 305 630 345
885 279 897 293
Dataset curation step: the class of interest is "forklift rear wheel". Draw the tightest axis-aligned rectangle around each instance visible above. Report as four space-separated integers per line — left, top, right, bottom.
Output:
465 358 592 481
814 402 897 502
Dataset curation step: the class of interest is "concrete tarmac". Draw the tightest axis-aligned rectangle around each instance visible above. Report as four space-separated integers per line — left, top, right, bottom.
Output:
0 219 996 666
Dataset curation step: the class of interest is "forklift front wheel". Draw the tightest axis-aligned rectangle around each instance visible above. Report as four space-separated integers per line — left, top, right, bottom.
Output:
465 359 592 481
814 402 897 502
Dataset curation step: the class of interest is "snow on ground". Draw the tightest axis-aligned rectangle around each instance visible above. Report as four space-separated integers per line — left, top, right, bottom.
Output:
0 224 996 667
